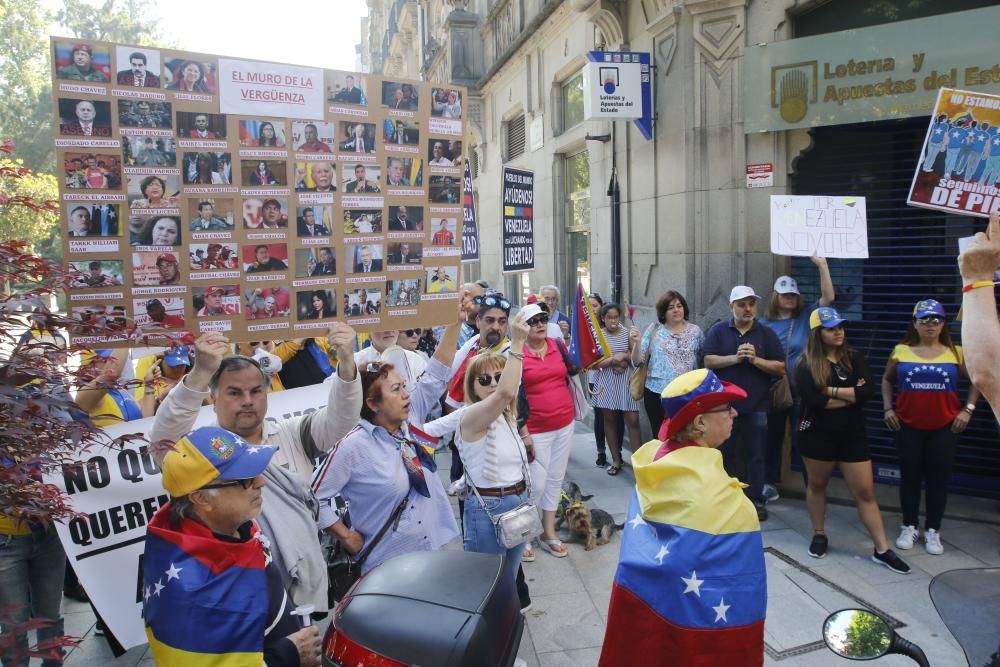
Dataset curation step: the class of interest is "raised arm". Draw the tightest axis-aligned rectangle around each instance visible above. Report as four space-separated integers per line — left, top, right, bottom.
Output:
460 312 529 442
959 213 1000 420
304 323 362 455
812 255 836 306
73 348 129 415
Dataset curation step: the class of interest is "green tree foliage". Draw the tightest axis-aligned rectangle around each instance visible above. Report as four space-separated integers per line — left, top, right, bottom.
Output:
0 144 59 261
56 0 162 46
843 610 891 658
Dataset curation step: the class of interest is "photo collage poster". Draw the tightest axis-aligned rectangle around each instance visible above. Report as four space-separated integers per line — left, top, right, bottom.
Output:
52 37 467 344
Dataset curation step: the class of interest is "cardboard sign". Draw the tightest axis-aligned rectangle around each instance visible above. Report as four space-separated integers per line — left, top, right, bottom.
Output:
461 159 480 262
770 195 869 258
501 167 534 273
907 88 1000 218
51 37 467 344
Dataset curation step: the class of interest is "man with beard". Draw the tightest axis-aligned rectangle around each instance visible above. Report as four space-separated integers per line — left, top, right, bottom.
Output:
149 326 362 618
116 51 159 87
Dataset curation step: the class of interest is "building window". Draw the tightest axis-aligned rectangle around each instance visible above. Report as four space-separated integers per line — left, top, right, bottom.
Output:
561 72 584 132
505 114 526 161
564 150 590 294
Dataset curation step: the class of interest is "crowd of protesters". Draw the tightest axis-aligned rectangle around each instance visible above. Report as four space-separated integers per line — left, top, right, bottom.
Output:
3 220 1000 666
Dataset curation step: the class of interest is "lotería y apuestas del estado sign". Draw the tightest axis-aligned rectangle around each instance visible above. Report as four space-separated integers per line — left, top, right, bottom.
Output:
744 5 1000 133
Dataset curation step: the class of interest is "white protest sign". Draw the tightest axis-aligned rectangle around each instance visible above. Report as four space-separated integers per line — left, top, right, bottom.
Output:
218 58 324 119
47 383 331 650
770 195 869 258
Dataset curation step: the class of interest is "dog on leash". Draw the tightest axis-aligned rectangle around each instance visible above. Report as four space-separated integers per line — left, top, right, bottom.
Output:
563 503 623 551
556 481 594 526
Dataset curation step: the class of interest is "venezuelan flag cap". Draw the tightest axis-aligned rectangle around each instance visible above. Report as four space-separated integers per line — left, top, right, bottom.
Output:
658 369 747 440
913 299 945 319
809 306 845 330
161 426 274 497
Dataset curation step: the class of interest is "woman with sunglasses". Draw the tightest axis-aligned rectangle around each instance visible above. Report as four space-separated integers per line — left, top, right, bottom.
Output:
395 327 428 360
592 303 643 476
424 314 532 598
311 306 465 571
882 299 980 555
794 307 910 574
522 302 577 558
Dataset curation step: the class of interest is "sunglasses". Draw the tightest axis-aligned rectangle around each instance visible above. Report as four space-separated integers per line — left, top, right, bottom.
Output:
202 477 256 490
402 328 423 337
527 315 549 326
362 361 388 379
918 316 944 325
474 294 511 311
476 372 503 387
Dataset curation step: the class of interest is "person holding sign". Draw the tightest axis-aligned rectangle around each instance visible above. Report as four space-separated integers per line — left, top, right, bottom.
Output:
881 300 980 555
143 426 321 666
148 325 363 614
958 213 1000 421
758 256 835 501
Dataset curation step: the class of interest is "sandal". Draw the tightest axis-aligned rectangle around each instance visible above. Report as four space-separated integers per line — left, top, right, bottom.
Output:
607 462 623 476
540 538 568 558
522 546 535 562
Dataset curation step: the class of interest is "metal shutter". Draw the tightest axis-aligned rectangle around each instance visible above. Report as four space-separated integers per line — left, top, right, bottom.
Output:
791 118 999 499
506 115 526 161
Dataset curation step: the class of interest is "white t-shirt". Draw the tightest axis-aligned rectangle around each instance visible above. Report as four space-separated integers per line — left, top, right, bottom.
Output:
453 409 527 487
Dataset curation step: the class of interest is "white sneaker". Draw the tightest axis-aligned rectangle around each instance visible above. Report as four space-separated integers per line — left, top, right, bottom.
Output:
513 659 528 667
448 475 467 497
924 528 944 555
895 525 919 550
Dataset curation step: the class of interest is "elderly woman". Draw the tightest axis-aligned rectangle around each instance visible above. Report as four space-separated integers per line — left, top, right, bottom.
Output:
132 175 177 209
311 303 466 572
521 302 577 558
599 369 766 667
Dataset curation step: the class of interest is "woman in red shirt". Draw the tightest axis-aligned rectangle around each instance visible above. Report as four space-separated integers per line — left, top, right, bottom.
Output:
521 303 576 558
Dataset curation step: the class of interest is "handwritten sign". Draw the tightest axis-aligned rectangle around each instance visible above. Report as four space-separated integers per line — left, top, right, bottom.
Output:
218 58 324 119
461 159 480 263
770 195 869 258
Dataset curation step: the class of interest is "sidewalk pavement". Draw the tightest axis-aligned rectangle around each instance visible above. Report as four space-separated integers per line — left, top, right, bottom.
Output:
58 423 997 666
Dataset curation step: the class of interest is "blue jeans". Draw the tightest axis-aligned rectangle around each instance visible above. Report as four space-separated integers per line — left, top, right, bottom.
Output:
464 488 528 600
720 411 768 503
0 529 66 667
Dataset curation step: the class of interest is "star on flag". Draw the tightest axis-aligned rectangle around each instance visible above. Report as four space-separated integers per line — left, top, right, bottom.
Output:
654 544 670 564
165 563 183 581
628 514 647 530
681 570 704 597
713 597 731 623
153 579 165 597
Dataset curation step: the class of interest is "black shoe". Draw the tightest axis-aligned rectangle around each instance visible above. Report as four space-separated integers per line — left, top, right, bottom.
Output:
754 501 768 522
808 534 828 559
872 548 911 574
64 582 89 603
595 454 607 468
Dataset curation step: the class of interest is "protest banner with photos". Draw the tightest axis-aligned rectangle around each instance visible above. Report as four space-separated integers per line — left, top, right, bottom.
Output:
907 87 1000 218
770 195 869 258
45 384 331 650
501 166 535 273
52 37 467 345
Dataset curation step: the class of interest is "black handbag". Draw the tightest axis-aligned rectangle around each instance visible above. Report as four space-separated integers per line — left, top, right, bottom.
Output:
327 493 409 606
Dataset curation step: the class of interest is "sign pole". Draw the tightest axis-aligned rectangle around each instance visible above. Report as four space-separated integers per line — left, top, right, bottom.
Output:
608 122 622 305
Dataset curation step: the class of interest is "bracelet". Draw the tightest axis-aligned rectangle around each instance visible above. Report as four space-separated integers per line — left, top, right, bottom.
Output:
962 280 996 293
884 408 894 414
963 407 974 415
509 351 524 360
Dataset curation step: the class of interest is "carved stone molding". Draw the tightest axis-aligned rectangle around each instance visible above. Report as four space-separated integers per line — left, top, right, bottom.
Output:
654 26 676 76
584 0 627 49
641 0 680 35
688 0 747 85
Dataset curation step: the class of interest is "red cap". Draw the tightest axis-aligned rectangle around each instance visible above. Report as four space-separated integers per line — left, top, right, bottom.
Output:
156 253 178 264
205 286 225 295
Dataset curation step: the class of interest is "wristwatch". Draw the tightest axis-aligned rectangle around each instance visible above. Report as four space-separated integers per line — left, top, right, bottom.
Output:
965 402 976 413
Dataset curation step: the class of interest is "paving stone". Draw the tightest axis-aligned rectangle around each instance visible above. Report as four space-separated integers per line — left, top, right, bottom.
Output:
522 591 606 654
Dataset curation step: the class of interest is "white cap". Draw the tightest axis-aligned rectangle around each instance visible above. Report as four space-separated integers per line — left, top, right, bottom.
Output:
520 303 545 321
773 276 800 295
729 286 760 303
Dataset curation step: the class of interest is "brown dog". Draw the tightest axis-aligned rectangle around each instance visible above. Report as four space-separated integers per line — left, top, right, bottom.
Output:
563 503 622 551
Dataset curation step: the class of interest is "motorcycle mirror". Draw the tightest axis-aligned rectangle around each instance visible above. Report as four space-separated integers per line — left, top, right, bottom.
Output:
822 609 893 660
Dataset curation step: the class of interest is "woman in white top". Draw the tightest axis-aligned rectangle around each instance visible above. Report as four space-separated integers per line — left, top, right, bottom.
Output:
425 313 532 593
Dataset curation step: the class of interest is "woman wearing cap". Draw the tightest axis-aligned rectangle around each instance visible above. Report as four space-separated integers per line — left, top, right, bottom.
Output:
794 307 910 573
599 368 767 666
882 299 980 555
758 256 835 501
629 290 704 441
592 303 643 476
137 346 195 417
522 302 577 557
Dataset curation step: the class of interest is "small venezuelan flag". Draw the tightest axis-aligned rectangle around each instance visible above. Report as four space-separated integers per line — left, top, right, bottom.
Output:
599 442 767 667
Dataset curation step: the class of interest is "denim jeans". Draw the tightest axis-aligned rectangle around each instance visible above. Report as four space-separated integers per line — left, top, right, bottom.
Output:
720 411 768 503
0 529 67 667
463 489 528 603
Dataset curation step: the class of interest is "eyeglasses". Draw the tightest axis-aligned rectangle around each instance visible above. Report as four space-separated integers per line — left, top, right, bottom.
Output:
202 477 255 490
474 294 511 311
476 372 503 387
703 404 733 415
527 315 549 326
918 316 944 325
403 328 423 337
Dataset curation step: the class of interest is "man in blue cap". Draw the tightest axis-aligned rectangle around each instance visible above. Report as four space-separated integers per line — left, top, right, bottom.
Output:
143 426 321 666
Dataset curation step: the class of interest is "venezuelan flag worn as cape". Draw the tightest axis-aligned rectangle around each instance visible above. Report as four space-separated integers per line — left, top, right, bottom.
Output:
599 441 767 667
142 505 269 666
